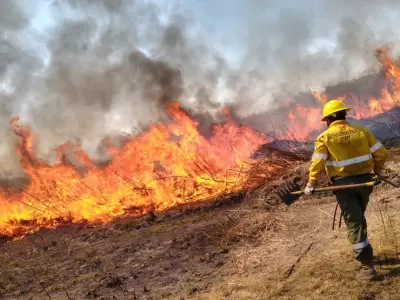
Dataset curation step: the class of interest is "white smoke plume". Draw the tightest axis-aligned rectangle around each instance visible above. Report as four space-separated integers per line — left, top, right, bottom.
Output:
1 0 400 175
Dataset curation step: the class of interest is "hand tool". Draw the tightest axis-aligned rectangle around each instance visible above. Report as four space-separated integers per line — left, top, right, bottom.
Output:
278 176 381 206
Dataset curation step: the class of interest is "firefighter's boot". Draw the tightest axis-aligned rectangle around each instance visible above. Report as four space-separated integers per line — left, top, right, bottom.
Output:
356 263 377 281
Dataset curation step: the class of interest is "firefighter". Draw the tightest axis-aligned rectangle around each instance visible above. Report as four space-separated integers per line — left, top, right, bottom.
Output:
305 99 388 281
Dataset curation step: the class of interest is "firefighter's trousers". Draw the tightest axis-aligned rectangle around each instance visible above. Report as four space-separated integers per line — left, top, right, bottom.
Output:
333 173 374 264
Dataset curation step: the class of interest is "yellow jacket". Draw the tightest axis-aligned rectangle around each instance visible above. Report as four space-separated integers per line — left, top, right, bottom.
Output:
309 120 388 185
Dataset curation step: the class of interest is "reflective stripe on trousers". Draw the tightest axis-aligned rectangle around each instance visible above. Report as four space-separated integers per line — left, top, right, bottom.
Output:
353 240 369 250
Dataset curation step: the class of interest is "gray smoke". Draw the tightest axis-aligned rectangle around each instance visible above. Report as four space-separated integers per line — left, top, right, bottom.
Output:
1 0 400 175
226 0 400 116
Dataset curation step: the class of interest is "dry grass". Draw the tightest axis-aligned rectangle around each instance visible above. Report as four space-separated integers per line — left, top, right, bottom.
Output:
168 200 400 300
164 151 400 300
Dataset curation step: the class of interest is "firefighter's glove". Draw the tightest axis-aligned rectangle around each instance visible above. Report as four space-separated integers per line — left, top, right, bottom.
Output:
304 183 315 195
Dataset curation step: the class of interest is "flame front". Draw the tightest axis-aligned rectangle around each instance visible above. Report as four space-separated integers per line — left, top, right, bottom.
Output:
284 48 400 140
1 48 399 238
1 104 271 237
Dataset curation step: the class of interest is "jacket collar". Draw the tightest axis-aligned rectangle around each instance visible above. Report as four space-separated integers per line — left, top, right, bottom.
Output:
329 120 348 128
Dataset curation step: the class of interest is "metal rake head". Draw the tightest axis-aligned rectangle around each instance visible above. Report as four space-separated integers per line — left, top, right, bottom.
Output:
277 176 303 206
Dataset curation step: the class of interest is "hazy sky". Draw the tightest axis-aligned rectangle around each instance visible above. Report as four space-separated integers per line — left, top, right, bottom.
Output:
13 1 400 74
151 0 340 64
22 0 342 67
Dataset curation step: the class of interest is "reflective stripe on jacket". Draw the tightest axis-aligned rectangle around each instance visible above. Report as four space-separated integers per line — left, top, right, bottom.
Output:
309 120 388 186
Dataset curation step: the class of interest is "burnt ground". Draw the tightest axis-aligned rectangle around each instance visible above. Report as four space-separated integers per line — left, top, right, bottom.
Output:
0 148 399 300
0 195 280 300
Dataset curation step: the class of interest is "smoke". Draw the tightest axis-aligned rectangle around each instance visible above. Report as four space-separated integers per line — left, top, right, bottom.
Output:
1 0 400 174
226 0 400 115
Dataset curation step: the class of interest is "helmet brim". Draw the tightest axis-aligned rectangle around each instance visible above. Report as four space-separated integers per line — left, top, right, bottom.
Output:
321 108 351 121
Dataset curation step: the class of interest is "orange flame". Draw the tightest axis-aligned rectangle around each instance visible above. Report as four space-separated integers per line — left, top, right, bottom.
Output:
281 48 400 140
308 88 328 104
0 103 271 237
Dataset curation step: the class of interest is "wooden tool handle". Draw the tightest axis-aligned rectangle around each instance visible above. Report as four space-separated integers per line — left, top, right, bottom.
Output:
380 177 400 188
290 181 377 195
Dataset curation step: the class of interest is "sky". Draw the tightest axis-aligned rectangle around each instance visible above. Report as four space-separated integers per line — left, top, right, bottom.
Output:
22 0 340 68
158 0 337 64
24 1 244 65
15 1 400 74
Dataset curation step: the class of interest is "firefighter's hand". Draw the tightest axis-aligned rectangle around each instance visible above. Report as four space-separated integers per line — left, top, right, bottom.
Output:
372 174 380 181
304 183 315 195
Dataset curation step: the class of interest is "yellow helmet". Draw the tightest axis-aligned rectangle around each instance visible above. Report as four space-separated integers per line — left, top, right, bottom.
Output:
321 99 351 121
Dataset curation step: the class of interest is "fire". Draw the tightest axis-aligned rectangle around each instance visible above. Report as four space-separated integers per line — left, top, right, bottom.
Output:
281 48 400 140
1 48 399 239
0 103 272 238
309 88 328 104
